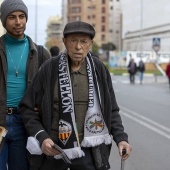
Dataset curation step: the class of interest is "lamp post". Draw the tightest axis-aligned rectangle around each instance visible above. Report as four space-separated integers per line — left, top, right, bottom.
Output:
35 0 38 43
140 0 143 52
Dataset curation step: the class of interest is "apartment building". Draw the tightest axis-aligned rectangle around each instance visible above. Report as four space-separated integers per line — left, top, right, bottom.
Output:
109 0 122 50
46 16 63 49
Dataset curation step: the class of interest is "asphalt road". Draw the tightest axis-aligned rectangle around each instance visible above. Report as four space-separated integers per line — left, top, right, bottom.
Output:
109 75 170 170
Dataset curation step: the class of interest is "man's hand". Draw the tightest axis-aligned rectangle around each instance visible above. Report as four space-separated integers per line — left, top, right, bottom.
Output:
118 141 132 160
41 138 61 156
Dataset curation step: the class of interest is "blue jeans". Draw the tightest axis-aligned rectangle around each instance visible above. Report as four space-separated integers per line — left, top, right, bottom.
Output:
0 113 29 170
139 71 143 83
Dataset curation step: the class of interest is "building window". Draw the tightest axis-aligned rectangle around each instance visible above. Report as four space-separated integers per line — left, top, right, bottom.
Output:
101 25 105 32
72 16 81 21
87 15 91 19
102 7 105 13
102 0 105 4
72 0 81 3
101 34 105 41
71 7 81 13
102 16 105 23
92 15 96 19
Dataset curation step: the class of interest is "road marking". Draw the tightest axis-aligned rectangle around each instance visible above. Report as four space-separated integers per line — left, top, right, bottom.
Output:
120 106 170 140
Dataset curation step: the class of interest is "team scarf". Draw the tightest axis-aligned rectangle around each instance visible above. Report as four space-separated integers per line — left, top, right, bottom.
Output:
56 51 111 160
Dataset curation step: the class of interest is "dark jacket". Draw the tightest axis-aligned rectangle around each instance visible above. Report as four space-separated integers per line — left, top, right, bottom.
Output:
0 35 50 127
128 61 137 74
138 61 145 72
19 52 128 167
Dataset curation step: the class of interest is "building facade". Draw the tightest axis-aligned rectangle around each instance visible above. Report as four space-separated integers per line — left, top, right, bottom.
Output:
109 0 122 50
46 16 62 49
122 0 170 52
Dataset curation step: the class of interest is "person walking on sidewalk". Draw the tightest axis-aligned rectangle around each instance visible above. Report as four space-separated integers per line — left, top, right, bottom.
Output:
138 59 145 84
166 61 170 90
19 21 132 170
0 0 50 169
128 58 137 84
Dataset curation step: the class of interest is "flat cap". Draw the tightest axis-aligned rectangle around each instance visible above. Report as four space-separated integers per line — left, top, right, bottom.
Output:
63 21 95 39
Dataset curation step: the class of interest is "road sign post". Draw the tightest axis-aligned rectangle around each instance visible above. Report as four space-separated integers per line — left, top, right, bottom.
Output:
152 38 161 82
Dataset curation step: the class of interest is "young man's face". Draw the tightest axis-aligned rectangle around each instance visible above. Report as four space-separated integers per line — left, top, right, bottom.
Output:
63 34 93 65
5 11 26 39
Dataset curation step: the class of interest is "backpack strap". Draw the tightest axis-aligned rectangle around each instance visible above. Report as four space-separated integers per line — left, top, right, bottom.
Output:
37 45 43 68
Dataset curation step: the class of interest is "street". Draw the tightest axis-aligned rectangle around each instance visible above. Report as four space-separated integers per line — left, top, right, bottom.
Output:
109 74 170 170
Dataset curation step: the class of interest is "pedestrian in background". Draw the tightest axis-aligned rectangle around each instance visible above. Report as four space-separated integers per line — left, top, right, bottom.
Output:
0 0 50 169
50 45 60 57
128 58 137 84
165 60 170 90
138 59 145 84
19 21 132 170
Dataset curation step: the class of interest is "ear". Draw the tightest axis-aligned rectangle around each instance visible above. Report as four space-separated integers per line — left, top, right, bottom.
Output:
89 40 93 49
62 37 66 45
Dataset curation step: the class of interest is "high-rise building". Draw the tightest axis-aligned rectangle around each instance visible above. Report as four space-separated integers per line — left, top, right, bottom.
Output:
109 0 122 51
46 16 62 49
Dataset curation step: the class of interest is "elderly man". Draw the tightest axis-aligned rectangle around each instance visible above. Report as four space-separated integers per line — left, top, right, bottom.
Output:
19 21 132 170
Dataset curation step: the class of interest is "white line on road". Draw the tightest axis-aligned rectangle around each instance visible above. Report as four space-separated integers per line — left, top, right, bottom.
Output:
120 106 170 140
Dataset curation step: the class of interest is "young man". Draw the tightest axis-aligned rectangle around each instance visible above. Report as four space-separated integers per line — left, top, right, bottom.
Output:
19 21 132 170
0 0 50 169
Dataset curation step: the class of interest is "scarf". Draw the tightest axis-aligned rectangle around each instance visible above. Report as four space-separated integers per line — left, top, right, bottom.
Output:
56 51 111 160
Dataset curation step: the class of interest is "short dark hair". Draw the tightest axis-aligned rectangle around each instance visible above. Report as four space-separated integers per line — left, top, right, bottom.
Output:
50 46 60 57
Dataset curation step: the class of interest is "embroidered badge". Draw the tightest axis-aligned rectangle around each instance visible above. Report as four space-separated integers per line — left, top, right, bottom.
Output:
59 120 72 145
85 113 105 134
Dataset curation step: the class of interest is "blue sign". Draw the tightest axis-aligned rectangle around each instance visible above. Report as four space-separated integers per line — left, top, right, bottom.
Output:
153 38 161 47
152 38 161 52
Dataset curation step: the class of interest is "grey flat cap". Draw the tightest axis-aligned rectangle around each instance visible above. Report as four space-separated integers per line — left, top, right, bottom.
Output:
63 21 95 39
0 0 28 28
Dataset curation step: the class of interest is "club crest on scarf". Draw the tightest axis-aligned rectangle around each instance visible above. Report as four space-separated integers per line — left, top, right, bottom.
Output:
85 113 105 134
59 119 72 145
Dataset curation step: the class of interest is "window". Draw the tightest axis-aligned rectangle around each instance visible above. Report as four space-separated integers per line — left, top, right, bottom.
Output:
102 7 105 13
101 25 105 32
72 0 81 3
102 0 105 4
72 16 81 21
72 7 81 13
101 34 105 41
102 16 105 23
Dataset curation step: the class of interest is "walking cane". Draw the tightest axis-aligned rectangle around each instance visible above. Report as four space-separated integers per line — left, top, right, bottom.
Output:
120 149 126 170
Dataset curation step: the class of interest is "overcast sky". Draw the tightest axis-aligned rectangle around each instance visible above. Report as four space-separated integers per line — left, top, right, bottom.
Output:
23 0 62 46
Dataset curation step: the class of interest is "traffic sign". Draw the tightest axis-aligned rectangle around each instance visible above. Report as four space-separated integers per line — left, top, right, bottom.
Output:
152 38 161 53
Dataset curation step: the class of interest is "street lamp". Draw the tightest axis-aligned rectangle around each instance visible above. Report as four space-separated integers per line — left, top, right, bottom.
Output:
140 0 143 52
35 0 38 43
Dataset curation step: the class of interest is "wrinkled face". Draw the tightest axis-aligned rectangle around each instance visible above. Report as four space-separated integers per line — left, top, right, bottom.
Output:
5 11 26 39
63 34 93 64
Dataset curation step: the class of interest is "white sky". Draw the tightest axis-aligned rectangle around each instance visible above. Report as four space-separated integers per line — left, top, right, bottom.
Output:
23 0 62 46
